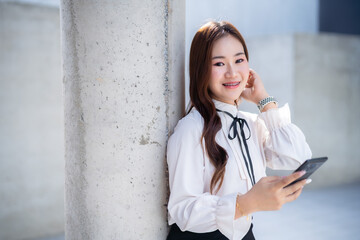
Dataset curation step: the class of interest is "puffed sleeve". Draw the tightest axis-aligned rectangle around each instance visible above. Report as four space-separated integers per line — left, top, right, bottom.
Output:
257 103 312 170
167 115 245 239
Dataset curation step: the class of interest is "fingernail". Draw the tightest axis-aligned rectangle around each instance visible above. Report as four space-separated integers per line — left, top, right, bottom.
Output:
300 170 306 176
305 179 312 184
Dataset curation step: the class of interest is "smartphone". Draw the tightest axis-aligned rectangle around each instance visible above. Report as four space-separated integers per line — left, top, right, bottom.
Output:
285 157 328 187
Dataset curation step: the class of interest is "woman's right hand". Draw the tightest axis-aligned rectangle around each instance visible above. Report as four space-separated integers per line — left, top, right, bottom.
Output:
235 171 308 219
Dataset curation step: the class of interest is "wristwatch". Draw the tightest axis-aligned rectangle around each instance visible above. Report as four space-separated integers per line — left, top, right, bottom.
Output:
257 96 278 112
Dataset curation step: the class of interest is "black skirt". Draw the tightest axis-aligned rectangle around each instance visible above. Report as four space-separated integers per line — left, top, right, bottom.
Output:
166 223 255 240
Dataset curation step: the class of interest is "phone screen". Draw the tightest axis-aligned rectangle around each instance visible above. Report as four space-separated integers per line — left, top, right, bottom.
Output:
285 157 328 187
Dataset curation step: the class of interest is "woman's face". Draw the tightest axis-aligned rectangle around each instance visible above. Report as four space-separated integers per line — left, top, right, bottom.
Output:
208 34 249 105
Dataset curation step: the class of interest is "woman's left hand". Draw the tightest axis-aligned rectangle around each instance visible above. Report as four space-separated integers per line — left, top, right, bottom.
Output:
241 69 269 104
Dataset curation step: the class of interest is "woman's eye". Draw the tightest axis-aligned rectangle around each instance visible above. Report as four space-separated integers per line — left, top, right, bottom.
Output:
236 59 244 63
214 62 224 66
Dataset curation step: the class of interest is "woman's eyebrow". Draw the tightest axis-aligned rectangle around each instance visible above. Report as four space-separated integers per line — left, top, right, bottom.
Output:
234 52 245 57
212 52 245 60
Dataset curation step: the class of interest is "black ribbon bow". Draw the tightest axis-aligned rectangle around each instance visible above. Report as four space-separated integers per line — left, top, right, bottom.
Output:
216 108 256 186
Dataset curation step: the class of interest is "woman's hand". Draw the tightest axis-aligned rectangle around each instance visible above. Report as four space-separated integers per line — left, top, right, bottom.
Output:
235 171 308 219
241 69 269 104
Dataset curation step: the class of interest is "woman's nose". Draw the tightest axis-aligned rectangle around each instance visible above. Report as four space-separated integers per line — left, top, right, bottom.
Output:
225 65 237 78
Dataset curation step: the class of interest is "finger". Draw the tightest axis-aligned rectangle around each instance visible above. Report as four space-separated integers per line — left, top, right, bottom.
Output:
284 186 303 203
248 69 255 79
276 171 306 188
249 69 260 80
245 81 253 88
283 179 307 196
249 68 256 75
265 175 282 183
247 74 254 83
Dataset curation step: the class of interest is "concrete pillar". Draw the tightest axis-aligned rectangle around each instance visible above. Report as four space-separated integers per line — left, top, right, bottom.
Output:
60 0 184 239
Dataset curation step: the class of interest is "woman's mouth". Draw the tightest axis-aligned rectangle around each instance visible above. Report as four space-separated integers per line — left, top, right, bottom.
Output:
223 81 240 88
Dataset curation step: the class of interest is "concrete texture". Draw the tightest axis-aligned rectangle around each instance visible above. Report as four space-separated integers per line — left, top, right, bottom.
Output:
60 0 184 239
0 2 64 240
167 0 186 130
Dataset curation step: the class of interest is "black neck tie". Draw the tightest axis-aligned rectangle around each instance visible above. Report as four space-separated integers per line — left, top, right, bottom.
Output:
216 108 256 186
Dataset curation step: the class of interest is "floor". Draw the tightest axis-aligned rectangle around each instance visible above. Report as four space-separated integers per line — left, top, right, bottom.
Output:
252 183 360 240
37 183 360 240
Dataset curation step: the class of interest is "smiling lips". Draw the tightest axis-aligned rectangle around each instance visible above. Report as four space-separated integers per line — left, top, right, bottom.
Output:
223 81 241 89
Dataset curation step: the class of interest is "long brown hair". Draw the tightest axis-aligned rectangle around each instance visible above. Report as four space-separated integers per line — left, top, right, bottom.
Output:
189 21 249 194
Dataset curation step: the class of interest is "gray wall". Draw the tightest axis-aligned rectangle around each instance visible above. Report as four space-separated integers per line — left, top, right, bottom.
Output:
294 34 360 187
0 2 64 240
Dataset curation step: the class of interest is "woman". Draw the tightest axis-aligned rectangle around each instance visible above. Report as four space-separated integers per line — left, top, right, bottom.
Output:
166 21 312 240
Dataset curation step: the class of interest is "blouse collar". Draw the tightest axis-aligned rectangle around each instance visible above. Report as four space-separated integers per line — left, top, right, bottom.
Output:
212 99 239 116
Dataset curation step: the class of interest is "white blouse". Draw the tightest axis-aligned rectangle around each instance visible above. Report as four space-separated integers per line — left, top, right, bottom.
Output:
167 99 312 239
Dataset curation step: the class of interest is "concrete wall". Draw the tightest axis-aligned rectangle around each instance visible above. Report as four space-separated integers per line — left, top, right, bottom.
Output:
60 0 184 239
294 34 360 187
0 2 64 240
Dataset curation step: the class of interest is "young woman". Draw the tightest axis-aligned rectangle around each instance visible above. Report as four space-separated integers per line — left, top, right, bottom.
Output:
166 21 312 240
